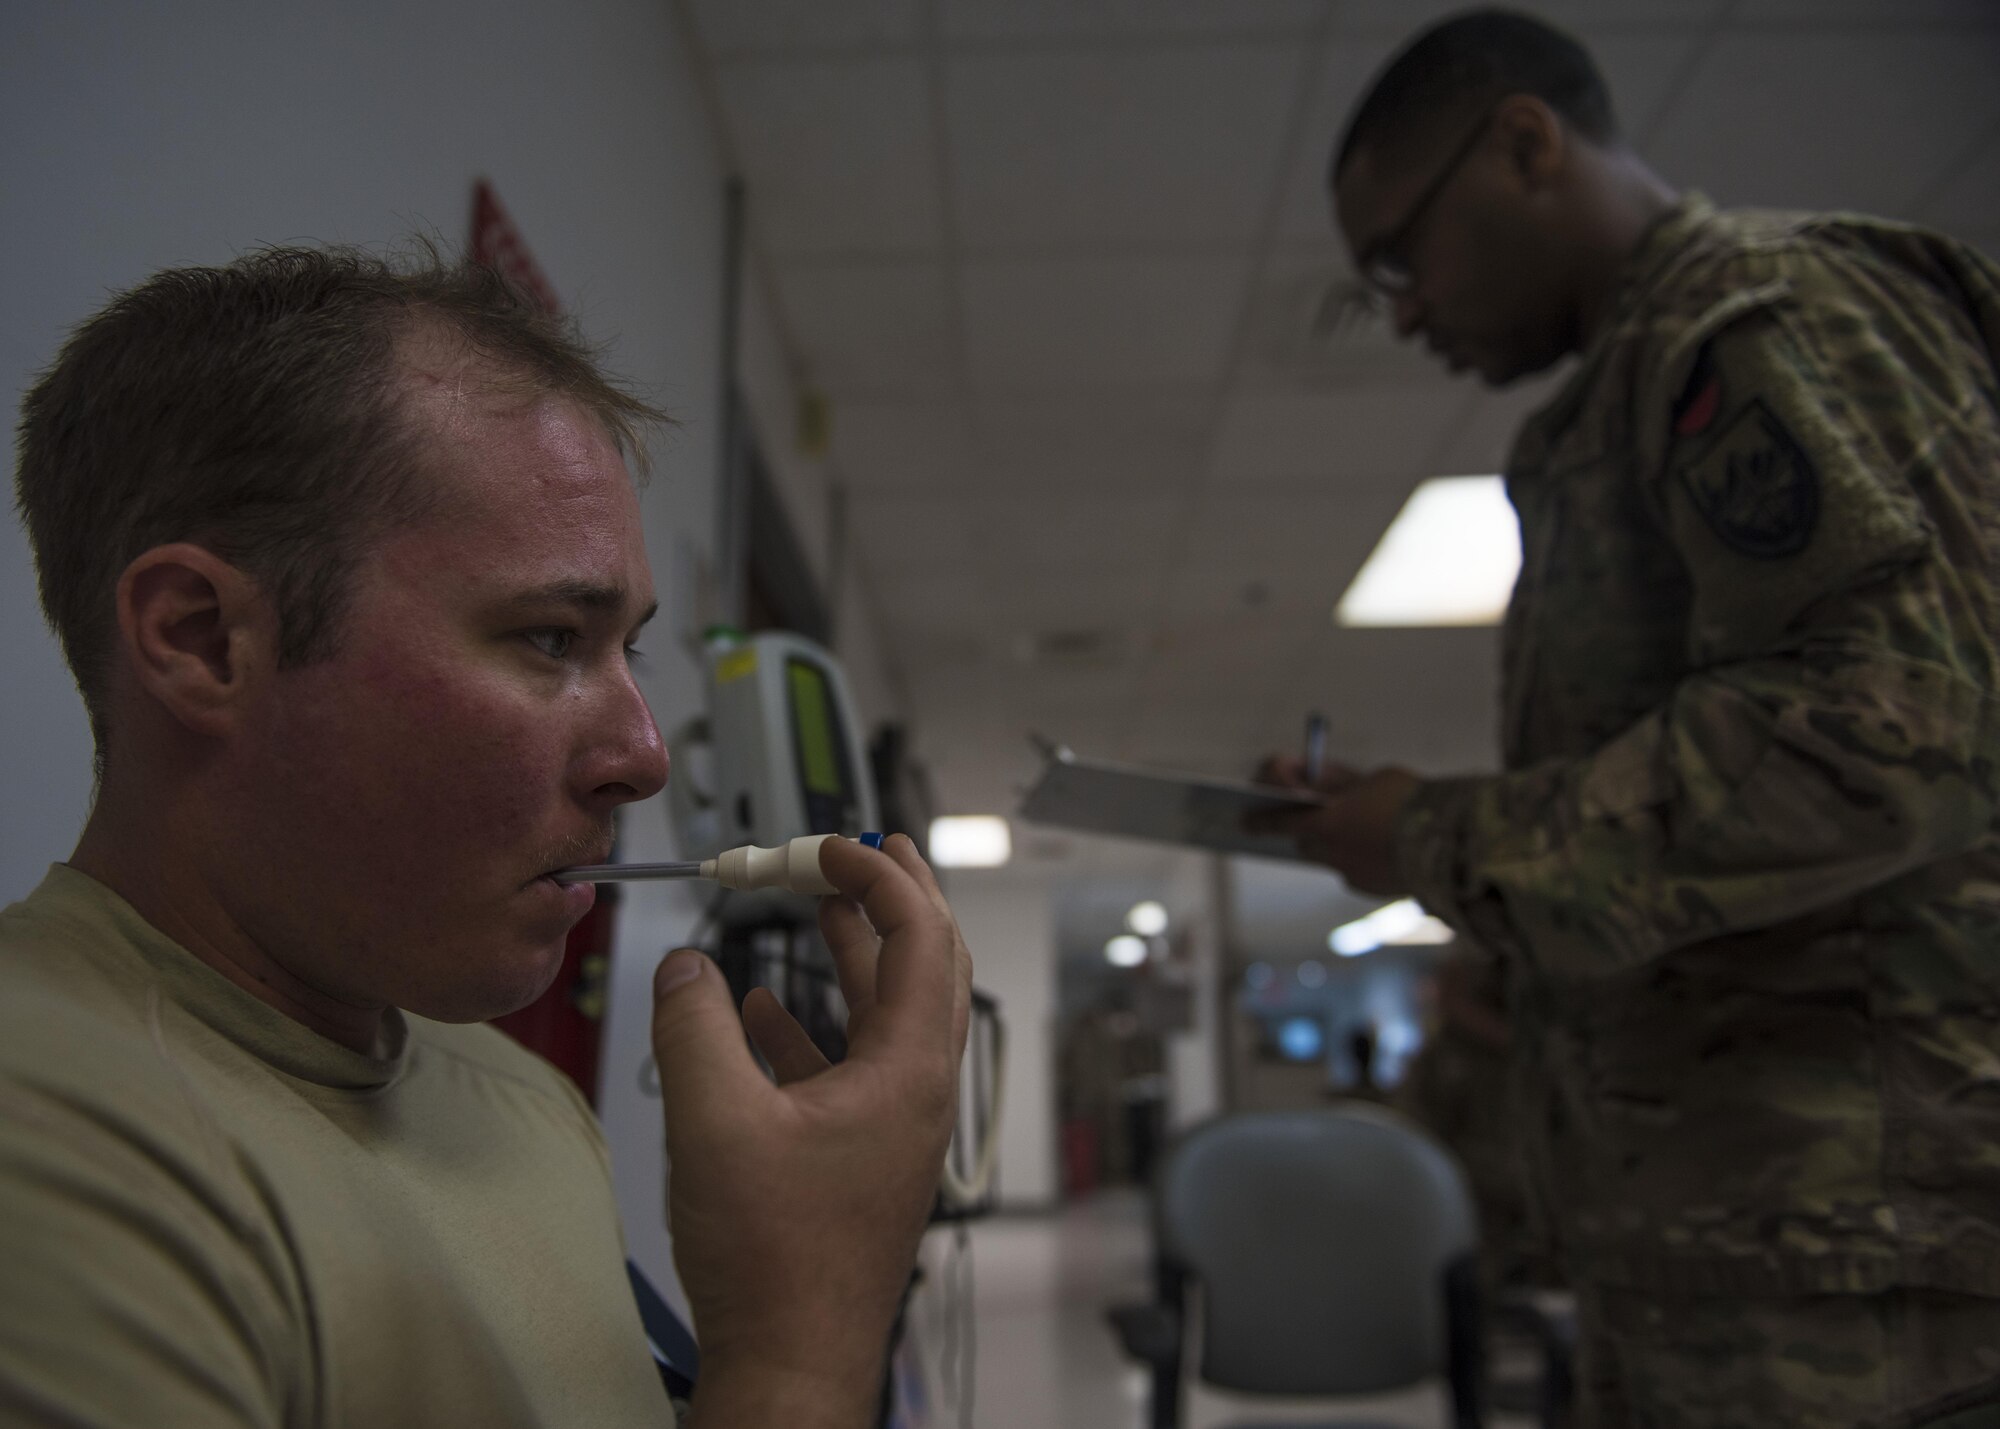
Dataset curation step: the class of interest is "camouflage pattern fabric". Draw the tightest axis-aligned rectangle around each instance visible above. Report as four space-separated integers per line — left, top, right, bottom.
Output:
1393 951 1552 1292
1572 1284 2000 1429
1394 196 2000 1298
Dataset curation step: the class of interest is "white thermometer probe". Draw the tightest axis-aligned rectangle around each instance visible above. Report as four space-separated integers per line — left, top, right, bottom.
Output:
556 832 884 896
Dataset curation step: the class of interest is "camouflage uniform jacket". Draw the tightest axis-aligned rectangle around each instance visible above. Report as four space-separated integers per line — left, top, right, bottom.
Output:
1395 196 2000 1296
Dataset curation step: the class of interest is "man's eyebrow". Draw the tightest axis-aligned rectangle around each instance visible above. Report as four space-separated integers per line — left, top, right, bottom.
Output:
506 581 658 625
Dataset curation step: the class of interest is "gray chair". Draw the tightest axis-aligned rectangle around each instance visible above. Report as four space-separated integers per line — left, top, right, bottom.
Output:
1107 1105 1484 1429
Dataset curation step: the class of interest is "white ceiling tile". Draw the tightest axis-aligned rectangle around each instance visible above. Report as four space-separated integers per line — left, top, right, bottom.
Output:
687 0 921 56
1642 31 2000 218
1159 553 1346 624
847 492 981 574
1209 386 1471 489
899 649 1004 706
971 492 1191 569
960 255 1247 390
1922 140 2000 234
1585 31 1709 144
889 624 993 668
837 393 1220 494
776 261 958 398
831 400 979 492
871 562 1003 628
1272 36 1399 243
976 568 1166 628
947 46 1305 249
1137 622 1301 691
1335 0 1728 28
1732 0 2000 21
971 392 1215 491
1006 662 1142 715
717 56 940 256
941 0 1326 43
1177 490 1402 576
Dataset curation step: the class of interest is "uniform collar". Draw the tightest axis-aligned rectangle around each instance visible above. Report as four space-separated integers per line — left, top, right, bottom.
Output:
1527 192 1717 448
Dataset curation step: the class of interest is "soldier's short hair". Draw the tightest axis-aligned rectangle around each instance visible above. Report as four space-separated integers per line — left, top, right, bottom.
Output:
15 244 666 764
1333 8 1619 182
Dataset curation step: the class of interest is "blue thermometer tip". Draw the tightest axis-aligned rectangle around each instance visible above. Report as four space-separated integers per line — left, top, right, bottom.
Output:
860 832 885 849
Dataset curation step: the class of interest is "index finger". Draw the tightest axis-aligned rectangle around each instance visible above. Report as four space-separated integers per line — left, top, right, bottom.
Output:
1255 753 1307 788
815 836 957 1060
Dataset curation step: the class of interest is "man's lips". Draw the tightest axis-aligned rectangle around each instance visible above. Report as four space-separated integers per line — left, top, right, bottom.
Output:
532 844 613 888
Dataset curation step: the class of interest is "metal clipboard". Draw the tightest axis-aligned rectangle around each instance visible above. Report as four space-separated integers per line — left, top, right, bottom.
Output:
1016 739 1320 861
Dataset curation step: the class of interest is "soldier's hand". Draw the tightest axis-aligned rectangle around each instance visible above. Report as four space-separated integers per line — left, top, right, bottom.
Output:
649 834 973 1428
1252 752 1365 797
1247 764 1422 897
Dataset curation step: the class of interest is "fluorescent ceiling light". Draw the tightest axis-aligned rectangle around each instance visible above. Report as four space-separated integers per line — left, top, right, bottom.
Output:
1328 898 1454 956
1105 934 1149 968
929 815 1012 869
1125 900 1169 937
1336 475 1521 627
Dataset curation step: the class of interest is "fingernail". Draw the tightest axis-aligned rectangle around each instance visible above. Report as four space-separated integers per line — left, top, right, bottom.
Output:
655 950 703 995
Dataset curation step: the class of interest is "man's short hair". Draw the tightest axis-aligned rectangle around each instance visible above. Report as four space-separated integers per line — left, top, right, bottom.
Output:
15 245 667 760
1333 8 1618 181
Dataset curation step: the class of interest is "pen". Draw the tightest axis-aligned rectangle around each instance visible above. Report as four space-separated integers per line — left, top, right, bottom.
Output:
1304 711 1327 786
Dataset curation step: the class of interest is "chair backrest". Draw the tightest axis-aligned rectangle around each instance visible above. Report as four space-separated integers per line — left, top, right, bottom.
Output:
1156 1105 1477 1397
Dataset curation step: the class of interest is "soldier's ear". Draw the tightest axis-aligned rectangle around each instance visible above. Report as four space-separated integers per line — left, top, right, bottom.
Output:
114 543 278 738
1494 94 1564 189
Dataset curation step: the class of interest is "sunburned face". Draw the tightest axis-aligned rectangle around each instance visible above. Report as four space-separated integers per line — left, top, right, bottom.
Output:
216 375 668 1024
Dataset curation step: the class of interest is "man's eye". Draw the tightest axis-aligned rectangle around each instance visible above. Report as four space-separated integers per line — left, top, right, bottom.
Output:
524 629 576 660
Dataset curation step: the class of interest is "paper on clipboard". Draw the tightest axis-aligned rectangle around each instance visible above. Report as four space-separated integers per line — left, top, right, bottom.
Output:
1016 741 1321 861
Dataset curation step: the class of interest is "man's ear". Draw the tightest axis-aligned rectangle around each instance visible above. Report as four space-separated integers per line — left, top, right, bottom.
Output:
1495 93 1566 189
114 543 277 737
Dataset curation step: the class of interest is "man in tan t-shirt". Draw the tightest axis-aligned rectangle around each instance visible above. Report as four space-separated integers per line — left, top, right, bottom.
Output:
2 247 973 1428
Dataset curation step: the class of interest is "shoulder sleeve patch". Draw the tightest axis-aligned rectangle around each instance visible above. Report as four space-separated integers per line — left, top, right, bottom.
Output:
1675 398 1821 558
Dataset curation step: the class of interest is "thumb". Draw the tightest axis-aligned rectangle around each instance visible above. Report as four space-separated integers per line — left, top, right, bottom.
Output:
650 950 766 1133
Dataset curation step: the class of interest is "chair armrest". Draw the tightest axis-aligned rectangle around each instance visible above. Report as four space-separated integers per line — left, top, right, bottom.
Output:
1105 1302 1181 1370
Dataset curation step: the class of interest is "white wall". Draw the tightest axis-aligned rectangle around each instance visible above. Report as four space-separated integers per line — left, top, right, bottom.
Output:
944 871 1059 1208
2 0 727 887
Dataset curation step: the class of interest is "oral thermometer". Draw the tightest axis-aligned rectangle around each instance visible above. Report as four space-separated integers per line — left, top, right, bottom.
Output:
556 832 885 896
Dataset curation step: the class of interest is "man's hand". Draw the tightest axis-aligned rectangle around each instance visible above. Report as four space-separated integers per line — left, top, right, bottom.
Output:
1249 758 1423 898
649 834 973 1428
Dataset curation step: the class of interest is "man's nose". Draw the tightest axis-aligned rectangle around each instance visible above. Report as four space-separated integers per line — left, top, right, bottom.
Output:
586 671 670 809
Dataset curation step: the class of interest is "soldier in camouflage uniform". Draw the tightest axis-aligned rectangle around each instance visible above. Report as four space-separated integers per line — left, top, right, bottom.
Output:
1254 10 2000 1427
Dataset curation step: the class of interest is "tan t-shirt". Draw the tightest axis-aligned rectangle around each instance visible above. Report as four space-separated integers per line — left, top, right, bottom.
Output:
0 866 672 1427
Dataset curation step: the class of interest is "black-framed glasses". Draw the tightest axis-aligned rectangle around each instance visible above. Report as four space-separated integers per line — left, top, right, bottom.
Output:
1357 109 1496 296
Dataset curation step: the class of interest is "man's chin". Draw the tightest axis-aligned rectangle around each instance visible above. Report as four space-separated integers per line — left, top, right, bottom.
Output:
405 940 572 1025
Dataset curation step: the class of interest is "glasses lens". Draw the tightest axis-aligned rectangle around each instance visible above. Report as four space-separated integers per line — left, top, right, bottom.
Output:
1365 257 1413 294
